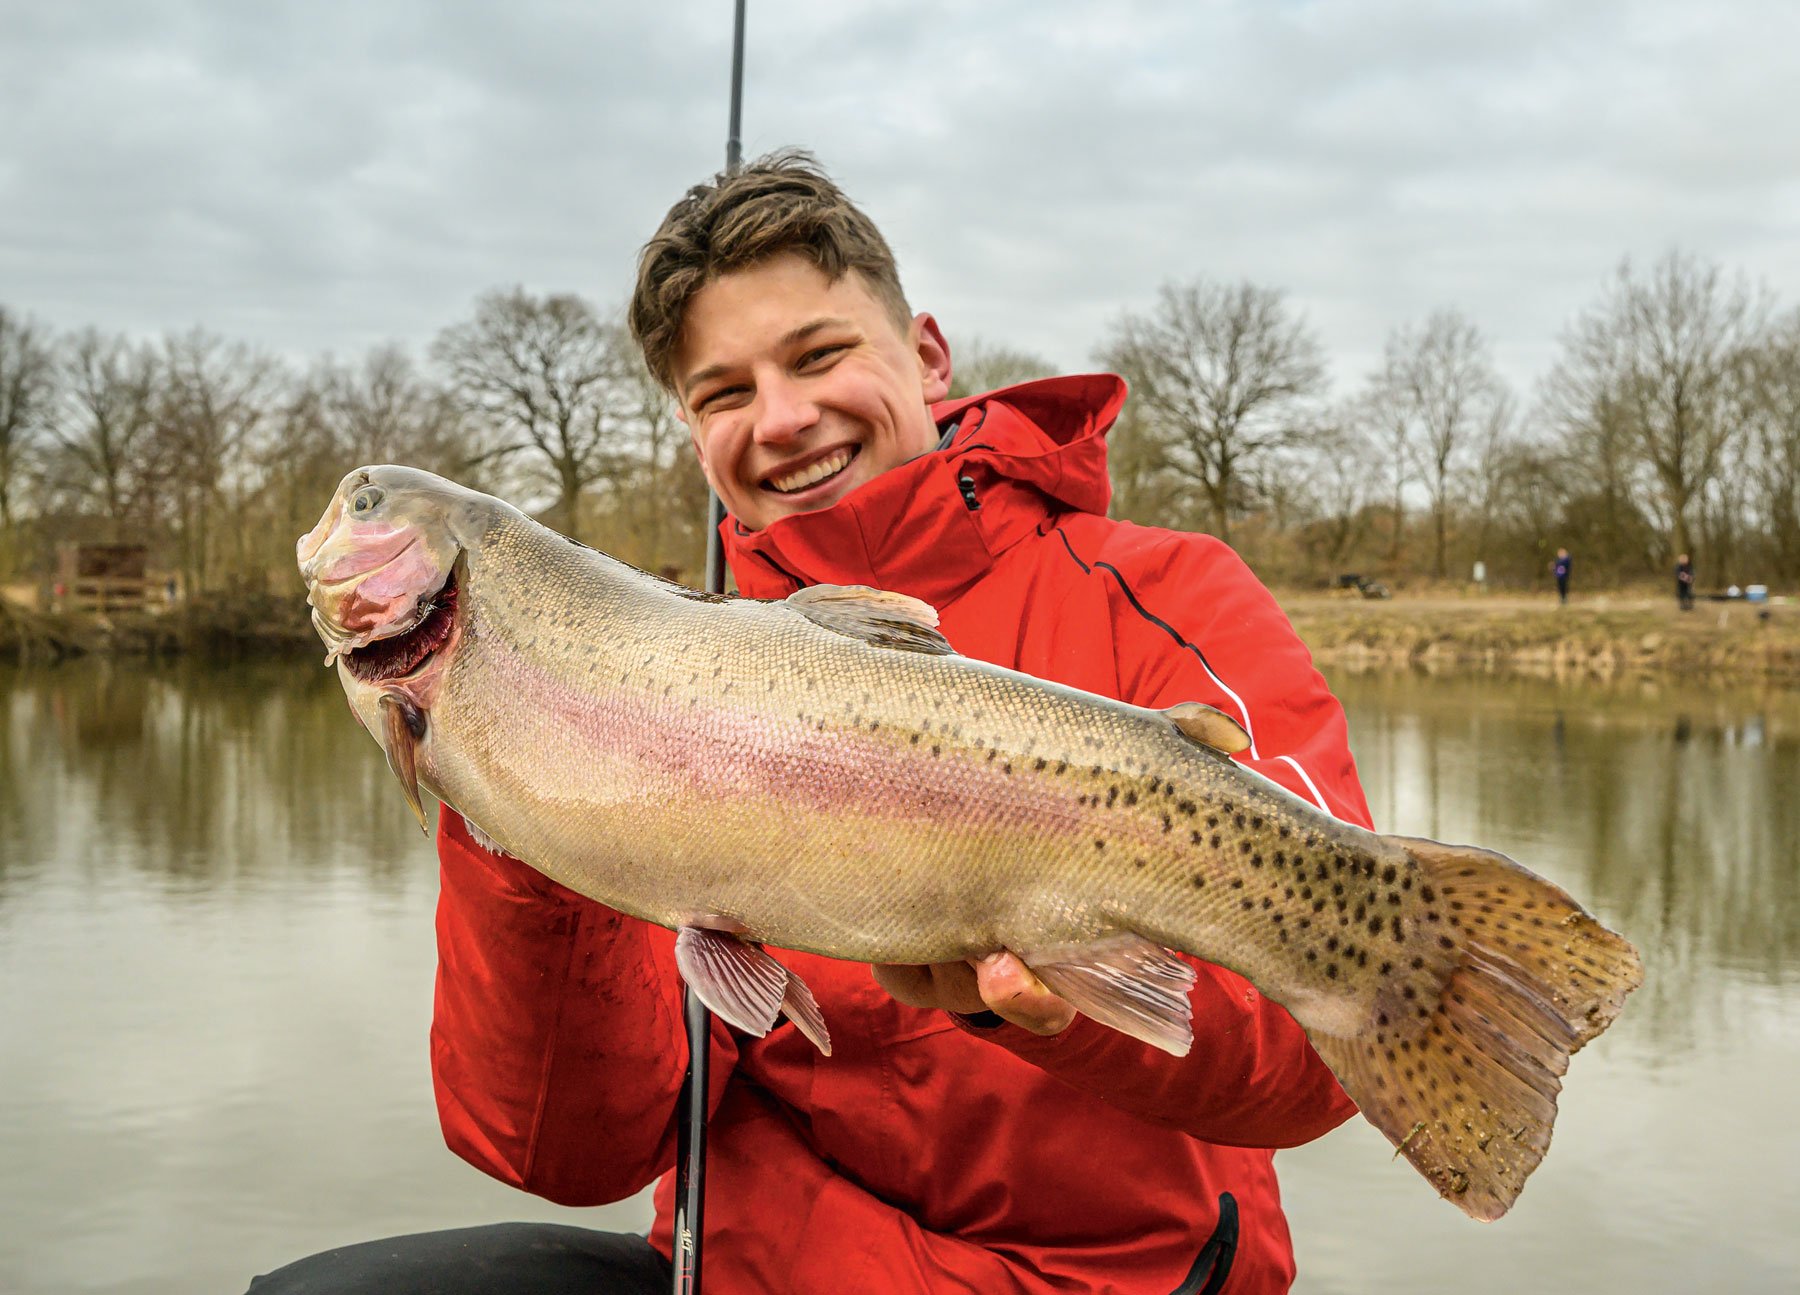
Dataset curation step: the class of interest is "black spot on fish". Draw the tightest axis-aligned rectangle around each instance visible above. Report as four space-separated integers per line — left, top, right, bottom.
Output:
1124 789 1138 806
1230 878 1244 889
1368 917 1383 936
1233 813 1246 829
1134 858 1147 870
1326 936 1339 952
1241 899 1254 911
1003 763 1013 775
1251 854 1263 868
1382 864 1398 884
1439 935 1455 950
1278 824 1291 839
1177 800 1196 816
1106 787 1119 808
1421 885 1436 902
1261 897 1273 909
1095 839 1106 851
1148 777 1162 793
910 734 920 745
1305 950 1317 962
1326 964 1338 979
930 744 940 756
1034 758 1047 771
1191 873 1206 888
1391 916 1405 942
1207 815 1219 829
1252 816 1264 829
1190 830 1204 845
1209 834 1221 849
1379 962 1392 976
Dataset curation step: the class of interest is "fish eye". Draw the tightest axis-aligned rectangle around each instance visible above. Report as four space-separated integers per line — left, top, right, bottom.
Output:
351 485 384 515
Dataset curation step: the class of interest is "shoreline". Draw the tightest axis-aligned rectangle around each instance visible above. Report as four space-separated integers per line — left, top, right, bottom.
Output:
1280 590 1800 685
9 588 1800 685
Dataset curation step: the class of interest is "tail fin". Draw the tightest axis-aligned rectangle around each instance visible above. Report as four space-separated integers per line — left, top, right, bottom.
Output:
1310 838 1642 1222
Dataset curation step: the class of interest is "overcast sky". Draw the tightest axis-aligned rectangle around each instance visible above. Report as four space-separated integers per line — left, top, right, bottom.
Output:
5 0 1798 399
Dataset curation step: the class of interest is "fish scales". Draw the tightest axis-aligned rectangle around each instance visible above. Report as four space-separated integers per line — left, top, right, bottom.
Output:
433 517 1400 1001
300 465 1643 1223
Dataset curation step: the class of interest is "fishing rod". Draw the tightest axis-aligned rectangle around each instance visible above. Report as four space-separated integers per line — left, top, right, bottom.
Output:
672 4 745 1291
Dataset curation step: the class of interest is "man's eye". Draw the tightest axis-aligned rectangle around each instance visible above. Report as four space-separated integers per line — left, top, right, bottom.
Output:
698 386 749 412
800 345 845 368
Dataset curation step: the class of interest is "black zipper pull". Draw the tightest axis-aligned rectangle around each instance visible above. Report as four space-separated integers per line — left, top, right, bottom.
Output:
957 475 981 512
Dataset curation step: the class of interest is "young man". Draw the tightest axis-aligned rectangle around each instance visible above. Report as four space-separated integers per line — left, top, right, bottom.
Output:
251 152 1369 1294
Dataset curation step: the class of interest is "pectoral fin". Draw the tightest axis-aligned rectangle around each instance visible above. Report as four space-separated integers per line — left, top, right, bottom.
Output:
378 690 429 833
674 926 833 1056
1021 933 1197 1056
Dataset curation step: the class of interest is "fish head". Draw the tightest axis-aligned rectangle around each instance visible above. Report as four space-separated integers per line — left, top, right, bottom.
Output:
297 465 484 696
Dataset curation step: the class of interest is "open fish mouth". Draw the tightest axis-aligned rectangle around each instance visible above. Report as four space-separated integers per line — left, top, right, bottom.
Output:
341 569 460 684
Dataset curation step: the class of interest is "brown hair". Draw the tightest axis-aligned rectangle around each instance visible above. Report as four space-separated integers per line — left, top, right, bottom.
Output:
629 149 912 393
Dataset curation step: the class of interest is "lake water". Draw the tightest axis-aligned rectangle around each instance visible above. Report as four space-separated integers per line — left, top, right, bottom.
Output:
1 658 1795 1293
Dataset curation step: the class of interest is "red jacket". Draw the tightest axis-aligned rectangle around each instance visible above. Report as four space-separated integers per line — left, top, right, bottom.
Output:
431 375 1368 1293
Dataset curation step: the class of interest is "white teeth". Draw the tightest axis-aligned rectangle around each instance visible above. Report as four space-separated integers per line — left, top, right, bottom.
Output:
770 448 852 494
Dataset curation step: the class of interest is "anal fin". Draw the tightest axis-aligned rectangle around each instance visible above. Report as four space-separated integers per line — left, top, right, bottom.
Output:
1021 933 1197 1056
674 926 833 1056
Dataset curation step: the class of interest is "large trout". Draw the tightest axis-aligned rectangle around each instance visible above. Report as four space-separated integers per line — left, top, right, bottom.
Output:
298 465 1642 1222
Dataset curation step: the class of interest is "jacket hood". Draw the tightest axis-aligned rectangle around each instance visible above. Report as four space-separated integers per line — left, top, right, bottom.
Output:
724 373 1127 604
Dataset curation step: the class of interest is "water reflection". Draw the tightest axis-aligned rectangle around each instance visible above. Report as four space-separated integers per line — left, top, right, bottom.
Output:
1327 669 1800 1034
1 661 1797 1293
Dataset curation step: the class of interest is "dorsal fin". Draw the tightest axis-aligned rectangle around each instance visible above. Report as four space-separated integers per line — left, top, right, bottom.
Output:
1164 701 1251 754
784 584 956 656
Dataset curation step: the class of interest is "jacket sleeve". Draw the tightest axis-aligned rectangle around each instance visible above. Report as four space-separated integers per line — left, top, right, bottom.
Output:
971 525 1366 1147
431 807 739 1205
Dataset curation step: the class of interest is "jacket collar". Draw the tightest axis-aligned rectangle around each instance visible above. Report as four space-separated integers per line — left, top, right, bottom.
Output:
724 374 1127 604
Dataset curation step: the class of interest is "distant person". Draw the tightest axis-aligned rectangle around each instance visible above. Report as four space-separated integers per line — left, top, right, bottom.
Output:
1552 547 1572 604
1676 554 1695 611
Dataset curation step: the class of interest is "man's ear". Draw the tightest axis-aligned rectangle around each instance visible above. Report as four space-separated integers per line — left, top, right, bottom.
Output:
912 313 952 404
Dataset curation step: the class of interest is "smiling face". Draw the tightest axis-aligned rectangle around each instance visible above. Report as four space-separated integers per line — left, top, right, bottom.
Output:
675 254 953 531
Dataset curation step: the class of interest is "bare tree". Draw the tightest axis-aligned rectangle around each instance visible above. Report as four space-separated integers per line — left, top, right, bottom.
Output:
432 289 628 540
1544 251 1765 563
0 307 57 572
1097 279 1326 544
1378 309 1509 577
1740 311 1800 581
1301 408 1381 571
947 337 1056 400
152 329 283 592
328 343 469 474
45 329 158 539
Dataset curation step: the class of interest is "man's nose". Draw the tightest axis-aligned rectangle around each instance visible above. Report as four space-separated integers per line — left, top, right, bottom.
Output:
752 375 819 445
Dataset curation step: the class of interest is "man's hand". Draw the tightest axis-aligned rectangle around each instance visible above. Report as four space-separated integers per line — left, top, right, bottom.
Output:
872 953 1076 1036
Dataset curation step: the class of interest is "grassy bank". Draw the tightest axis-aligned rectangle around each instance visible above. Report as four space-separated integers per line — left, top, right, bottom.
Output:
0 592 314 663
10 584 1800 685
1281 589 1800 683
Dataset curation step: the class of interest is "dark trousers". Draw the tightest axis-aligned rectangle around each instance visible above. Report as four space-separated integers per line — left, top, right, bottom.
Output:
1678 581 1693 610
245 1222 670 1294
1556 575 1568 603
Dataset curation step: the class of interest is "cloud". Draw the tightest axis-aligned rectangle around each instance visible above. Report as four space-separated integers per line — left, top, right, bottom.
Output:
3 0 1798 401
